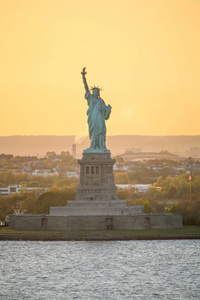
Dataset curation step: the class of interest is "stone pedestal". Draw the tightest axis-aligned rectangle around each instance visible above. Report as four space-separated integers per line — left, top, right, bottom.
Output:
76 152 118 202
46 149 183 229
50 151 144 217
50 151 139 217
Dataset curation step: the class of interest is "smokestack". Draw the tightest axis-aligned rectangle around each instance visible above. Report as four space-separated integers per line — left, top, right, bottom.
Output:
72 144 76 158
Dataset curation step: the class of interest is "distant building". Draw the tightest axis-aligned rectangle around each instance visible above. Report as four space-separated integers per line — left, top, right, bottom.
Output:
0 153 13 160
61 151 70 156
66 171 79 178
121 150 185 161
0 185 20 195
72 144 76 158
46 151 56 159
113 165 130 171
51 158 61 162
116 184 150 192
12 156 37 163
0 185 49 196
32 170 59 176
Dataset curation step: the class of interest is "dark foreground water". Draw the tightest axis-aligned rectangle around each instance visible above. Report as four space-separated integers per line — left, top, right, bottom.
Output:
0 240 200 299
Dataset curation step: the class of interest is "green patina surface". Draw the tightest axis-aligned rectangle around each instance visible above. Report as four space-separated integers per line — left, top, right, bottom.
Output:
81 68 111 153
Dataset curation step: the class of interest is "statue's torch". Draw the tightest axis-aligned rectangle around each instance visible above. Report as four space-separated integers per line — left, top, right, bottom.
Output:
81 67 87 75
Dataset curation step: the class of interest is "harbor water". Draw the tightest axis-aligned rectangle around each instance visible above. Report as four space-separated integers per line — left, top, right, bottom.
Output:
1 240 200 299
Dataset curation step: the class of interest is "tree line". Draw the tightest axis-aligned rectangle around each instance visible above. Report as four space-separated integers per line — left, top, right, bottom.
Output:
0 172 200 226
117 173 200 225
0 180 77 222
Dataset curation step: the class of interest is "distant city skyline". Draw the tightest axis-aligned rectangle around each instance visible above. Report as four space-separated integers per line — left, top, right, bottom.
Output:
1 0 200 136
1 135 200 158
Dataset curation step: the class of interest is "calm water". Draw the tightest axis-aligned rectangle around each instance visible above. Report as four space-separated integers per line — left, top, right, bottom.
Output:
0 240 200 299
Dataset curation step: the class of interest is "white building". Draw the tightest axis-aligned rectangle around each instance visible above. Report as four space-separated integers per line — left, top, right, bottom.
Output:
0 185 48 196
66 172 79 178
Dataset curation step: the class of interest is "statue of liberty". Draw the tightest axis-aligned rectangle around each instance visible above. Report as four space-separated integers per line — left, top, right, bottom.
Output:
81 67 111 153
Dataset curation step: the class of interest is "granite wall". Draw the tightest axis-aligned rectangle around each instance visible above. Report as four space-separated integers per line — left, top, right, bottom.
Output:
9 213 183 231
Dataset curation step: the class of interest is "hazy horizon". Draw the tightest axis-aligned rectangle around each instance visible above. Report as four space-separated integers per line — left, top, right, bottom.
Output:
1 135 200 158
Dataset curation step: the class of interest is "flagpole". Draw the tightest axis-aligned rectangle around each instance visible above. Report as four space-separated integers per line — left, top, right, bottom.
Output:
189 173 192 203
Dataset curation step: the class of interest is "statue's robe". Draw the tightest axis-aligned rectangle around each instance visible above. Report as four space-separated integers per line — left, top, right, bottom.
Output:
85 91 111 151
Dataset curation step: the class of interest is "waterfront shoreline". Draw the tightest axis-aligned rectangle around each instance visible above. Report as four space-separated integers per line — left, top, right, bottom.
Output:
1 232 200 241
1 226 200 241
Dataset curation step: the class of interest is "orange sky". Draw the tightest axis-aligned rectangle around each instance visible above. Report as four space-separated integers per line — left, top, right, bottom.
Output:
0 0 200 136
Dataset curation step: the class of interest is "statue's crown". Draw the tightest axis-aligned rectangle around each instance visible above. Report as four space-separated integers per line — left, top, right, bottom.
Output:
90 85 103 91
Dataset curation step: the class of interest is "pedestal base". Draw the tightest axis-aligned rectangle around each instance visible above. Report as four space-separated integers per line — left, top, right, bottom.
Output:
76 152 118 201
50 201 144 216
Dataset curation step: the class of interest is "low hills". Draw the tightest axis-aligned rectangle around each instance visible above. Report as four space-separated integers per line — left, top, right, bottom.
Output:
1 135 200 158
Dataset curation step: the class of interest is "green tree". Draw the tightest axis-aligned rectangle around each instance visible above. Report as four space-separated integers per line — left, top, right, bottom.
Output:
29 181 39 187
143 200 153 213
113 155 125 165
168 186 177 198
54 179 71 188
117 189 131 200
35 185 77 214
114 172 130 184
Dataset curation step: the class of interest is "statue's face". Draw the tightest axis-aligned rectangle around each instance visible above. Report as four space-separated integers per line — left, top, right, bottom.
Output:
92 89 99 98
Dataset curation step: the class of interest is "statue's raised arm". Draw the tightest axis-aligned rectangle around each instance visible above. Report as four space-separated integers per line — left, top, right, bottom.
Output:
81 67 89 94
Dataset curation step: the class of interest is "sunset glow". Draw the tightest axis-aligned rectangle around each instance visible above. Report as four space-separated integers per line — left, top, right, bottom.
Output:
0 0 200 136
